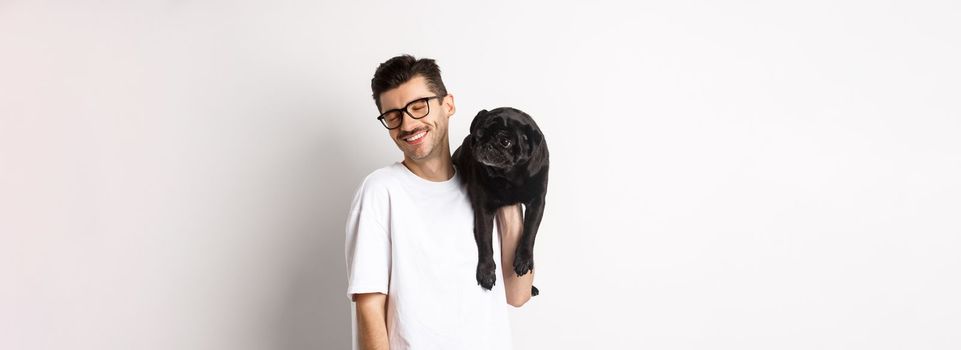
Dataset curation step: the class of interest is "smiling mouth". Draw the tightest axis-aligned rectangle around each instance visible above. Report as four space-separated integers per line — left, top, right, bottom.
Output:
403 130 428 145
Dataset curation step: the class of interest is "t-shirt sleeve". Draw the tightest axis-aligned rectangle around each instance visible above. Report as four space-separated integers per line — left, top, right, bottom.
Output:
344 176 391 302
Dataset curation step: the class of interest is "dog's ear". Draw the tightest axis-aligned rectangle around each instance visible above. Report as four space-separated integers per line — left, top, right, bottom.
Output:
523 124 542 152
469 109 489 135
523 124 547 175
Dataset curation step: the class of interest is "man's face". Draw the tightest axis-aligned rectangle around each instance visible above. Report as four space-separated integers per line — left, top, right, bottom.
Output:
378 75 455 163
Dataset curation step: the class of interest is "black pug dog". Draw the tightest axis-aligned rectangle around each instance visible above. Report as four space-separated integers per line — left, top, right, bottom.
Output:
452 107 548 296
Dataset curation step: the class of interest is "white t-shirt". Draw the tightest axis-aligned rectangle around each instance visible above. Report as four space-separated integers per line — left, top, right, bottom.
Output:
345 161 513 350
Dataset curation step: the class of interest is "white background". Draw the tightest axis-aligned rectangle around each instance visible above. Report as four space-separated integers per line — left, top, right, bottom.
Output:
2 1 959 349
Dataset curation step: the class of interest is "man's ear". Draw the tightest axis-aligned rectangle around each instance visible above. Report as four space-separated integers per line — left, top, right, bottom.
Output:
445 94 456 117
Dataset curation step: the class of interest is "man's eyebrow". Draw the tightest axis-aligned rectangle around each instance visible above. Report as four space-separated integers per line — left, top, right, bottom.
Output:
380 104 401 113
385 96 429 111
383 102 405 112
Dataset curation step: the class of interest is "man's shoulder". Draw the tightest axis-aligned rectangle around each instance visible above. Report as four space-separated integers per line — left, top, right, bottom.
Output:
363 162 402 185
353 162 403 195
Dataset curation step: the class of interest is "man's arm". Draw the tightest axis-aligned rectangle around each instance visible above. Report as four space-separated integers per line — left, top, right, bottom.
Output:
496 203 534 307
354 293 389 350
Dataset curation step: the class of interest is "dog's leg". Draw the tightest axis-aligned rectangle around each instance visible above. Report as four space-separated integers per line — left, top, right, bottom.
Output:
474 204 497 290
514 195 544 277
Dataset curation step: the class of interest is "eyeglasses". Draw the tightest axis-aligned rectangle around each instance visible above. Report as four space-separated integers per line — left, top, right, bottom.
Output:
376 95 446 130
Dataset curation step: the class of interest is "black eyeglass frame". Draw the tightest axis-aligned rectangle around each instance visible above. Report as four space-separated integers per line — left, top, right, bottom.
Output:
376 94 447 130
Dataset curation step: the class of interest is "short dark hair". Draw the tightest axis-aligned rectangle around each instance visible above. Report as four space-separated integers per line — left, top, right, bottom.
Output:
371 54 448 113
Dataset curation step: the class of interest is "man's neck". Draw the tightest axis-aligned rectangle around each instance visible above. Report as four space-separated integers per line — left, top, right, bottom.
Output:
402 154 455 182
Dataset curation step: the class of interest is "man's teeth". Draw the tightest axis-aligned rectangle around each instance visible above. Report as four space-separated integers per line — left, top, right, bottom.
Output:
405 131 426 142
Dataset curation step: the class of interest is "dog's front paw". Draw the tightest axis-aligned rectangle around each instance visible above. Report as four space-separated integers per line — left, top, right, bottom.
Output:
513 249 534 277
476 260 497 290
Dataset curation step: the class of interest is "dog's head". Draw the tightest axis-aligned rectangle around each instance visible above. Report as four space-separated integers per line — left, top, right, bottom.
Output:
467 107 547 175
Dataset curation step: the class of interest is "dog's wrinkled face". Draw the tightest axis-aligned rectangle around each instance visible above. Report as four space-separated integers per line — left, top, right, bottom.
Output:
470 108 536 171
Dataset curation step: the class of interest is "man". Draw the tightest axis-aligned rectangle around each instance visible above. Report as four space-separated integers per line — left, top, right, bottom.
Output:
344 54 535 350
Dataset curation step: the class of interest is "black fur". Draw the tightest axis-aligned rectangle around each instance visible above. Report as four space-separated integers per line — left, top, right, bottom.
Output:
452 107 548 297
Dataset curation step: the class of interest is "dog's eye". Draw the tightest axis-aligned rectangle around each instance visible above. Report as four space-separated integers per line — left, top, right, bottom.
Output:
499 137 511 148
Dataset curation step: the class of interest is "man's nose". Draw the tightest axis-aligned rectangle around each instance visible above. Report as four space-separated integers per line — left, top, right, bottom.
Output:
399 112 421 131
